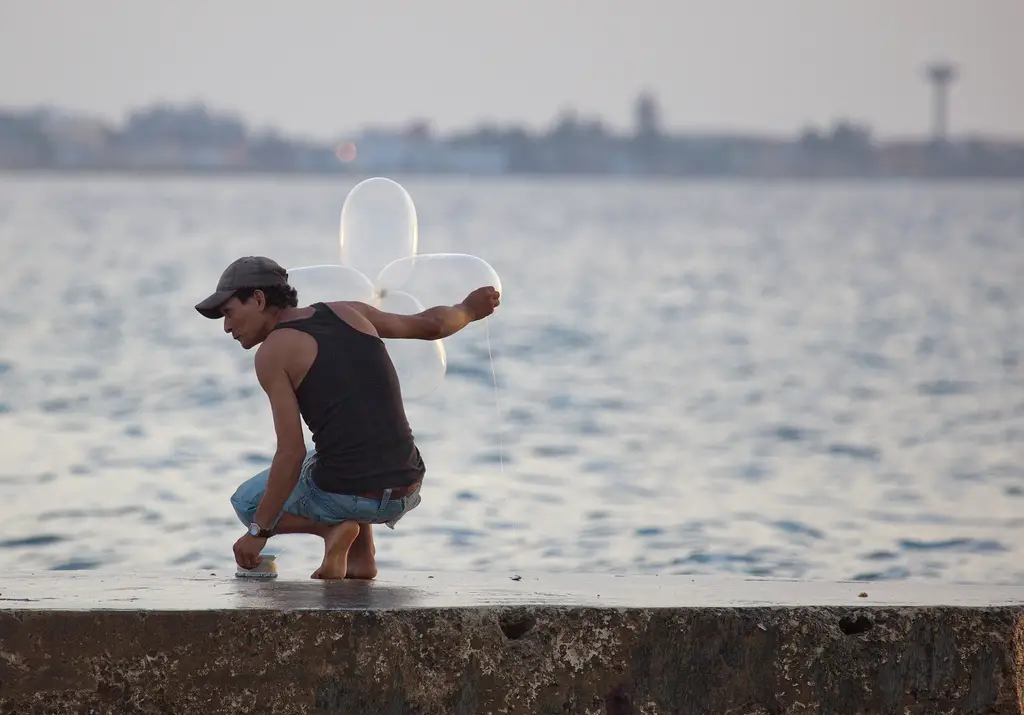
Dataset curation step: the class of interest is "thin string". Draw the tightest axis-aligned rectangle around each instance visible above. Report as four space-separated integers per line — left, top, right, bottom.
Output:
484 317 505 475
484 316 513 540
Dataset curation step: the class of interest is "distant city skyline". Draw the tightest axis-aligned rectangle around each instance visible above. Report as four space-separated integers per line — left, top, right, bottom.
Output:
5 97 1022 179
2 0 1022 141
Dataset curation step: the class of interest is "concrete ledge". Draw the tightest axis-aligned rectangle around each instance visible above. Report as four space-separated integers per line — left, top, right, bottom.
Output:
2 572 1023 714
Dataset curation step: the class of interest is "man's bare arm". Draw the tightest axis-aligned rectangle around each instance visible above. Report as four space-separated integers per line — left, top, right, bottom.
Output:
250 337 307 531
347 286 500 340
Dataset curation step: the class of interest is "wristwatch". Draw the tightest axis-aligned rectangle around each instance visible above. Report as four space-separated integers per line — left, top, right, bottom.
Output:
248 522 273 538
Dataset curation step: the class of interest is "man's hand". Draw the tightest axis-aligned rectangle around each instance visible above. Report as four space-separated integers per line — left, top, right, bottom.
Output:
233 532 267 570
459 286 500 321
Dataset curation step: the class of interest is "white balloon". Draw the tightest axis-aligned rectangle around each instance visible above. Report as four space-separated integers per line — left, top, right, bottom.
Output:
284 265 445 400
376 253 502 311
378 290 447 399
339 177 418 284
286 264 375 305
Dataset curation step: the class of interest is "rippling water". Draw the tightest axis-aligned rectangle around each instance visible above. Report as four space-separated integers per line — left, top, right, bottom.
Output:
1 174 1022 583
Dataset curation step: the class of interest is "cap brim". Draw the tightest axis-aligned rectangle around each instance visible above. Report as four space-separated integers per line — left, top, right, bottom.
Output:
194 289 236 319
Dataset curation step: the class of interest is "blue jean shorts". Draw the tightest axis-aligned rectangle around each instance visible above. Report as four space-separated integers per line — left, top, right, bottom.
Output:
230 449 422 531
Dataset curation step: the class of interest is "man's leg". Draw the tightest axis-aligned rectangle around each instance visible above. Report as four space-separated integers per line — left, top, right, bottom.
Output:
345 524 377 580
271 513 359 580
231 451 358 580
338 486 424 579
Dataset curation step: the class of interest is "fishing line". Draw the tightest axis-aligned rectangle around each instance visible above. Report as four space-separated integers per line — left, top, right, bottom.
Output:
483 315 514 540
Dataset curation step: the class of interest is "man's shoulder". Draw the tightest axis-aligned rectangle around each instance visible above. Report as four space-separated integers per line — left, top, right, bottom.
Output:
259 327 296 351
257 321 326 371
322 301 382 338
322 300 369 320
254 330 295 369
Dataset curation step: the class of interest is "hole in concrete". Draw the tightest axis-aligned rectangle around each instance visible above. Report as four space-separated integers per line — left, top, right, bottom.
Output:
839 615 874 635
604 683 633 715
499 612 536 640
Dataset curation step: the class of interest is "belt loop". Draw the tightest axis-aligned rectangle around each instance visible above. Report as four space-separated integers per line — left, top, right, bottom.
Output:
378 488 393 512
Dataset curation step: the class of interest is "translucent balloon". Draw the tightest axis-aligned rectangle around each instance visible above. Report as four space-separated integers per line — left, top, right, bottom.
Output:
286 264 375 306
339 177 419 285
378 290 447 399
376 253 502 312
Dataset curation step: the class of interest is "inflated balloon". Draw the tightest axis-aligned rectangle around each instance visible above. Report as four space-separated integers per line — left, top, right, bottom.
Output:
339 177 418 286
286 265 375 305
378 290 447 399
280 177 502 401
284 264 447 399
376 253 503 314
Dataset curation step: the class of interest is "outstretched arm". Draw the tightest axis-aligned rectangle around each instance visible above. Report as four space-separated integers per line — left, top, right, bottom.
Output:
348 286 500 340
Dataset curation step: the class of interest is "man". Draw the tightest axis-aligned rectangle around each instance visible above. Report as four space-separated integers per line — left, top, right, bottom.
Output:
194 256 500 579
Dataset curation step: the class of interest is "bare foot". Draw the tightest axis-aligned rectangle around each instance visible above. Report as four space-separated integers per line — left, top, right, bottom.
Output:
311 521 359 580
345 553 378 580
345 524 378 580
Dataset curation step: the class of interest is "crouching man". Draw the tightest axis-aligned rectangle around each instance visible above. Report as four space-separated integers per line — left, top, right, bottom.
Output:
194 256 499 578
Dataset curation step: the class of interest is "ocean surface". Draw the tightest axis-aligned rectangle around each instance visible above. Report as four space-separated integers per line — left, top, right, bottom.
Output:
1 173 1022 584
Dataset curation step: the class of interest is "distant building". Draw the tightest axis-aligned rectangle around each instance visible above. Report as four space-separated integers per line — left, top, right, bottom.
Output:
112 103 249 170
351 127 508 174
634 91 662 138
39 112 109 168
924 62 957 143
633 91 665 172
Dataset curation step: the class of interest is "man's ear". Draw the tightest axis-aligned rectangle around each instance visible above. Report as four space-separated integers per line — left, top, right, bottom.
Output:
254 289 267 311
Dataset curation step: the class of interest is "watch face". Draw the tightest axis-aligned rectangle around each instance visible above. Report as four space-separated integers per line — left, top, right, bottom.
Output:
249 523 260 537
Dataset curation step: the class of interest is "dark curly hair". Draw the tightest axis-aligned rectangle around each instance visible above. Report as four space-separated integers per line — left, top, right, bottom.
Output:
233 284 299 310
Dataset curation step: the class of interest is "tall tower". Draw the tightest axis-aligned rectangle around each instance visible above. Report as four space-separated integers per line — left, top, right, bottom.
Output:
634 91 661 139
632 91 665 173
924 62 957 142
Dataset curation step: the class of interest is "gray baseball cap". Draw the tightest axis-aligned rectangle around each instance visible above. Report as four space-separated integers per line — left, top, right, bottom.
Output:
194 256 289 319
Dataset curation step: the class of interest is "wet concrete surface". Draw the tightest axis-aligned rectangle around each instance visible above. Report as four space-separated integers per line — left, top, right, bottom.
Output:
2 572 1023 714
2 570 1024 611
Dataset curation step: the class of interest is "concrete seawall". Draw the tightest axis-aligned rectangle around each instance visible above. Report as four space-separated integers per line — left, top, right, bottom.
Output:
1 572 1022 714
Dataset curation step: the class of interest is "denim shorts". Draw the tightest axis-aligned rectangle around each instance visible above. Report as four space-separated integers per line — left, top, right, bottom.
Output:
230 449 422 531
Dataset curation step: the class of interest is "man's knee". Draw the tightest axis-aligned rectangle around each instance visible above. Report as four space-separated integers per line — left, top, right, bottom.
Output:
230 470 267 526
230 489 255 526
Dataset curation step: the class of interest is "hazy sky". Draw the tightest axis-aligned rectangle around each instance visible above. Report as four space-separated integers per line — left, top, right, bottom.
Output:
1 0 1021 141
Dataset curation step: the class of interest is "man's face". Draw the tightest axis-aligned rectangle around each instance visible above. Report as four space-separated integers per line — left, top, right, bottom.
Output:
219 293 271 349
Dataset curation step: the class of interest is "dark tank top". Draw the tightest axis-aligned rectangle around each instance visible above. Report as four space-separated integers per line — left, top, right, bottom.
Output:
273 302 425 493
